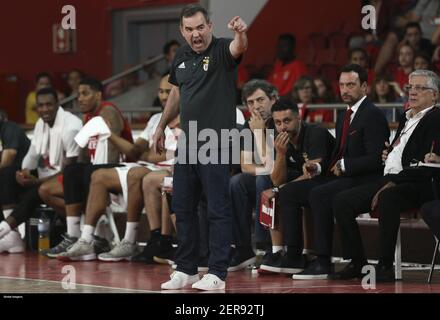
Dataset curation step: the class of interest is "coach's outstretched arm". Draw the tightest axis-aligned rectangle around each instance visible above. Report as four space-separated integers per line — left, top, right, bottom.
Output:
228 16 248 59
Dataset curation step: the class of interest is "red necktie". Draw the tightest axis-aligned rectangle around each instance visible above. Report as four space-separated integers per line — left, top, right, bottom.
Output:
338 108 353 156
329 108 353 170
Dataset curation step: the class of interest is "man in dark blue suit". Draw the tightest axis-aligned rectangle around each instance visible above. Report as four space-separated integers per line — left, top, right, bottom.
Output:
272 64 389 280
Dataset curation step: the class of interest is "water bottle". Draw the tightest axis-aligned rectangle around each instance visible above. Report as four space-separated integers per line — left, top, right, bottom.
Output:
38 213 50 252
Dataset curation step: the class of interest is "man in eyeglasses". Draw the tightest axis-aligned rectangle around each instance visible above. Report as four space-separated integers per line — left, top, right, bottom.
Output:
331 69 440 282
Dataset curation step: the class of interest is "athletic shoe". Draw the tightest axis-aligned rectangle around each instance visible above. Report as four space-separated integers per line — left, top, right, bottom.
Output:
192 273 225 291
161 271 200 290
98 239 137 262
0 231 24 253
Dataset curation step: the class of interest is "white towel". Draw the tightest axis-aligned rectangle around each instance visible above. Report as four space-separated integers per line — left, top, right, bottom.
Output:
32 107 65 168
74 116 111 164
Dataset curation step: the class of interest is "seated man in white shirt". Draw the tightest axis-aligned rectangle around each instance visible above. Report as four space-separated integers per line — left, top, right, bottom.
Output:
0 87 82 253
57 75 179 261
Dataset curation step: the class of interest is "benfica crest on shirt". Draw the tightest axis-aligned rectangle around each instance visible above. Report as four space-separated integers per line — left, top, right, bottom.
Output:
203 56 210 71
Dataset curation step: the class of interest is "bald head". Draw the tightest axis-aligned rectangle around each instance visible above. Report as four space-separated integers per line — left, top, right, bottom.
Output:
158 75 172 108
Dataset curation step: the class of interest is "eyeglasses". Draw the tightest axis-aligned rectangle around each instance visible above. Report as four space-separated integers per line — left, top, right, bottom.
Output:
404 85 435 93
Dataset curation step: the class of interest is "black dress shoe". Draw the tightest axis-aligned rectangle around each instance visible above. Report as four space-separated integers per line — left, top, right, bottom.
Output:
292 260 332 280
376 264 395 282
328 261 365 280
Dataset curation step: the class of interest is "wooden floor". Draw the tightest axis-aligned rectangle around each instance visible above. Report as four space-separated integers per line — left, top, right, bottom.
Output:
1 252 440 294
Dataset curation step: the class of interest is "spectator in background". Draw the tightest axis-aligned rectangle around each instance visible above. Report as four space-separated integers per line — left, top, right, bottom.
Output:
413 52 433 70
292 76 333 123
314 76 336 103
163 40 181 76
375 19 435 75
65 69 83 97
370 74 402 121
393 43 415 93
268 33 308 98
404 22 435 57
25 72 52 125
150 40 182 81
64 69 83 110
348 48 374 86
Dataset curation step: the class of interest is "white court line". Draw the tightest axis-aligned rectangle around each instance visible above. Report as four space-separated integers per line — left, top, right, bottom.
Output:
0 275 159 293
227 284 369 291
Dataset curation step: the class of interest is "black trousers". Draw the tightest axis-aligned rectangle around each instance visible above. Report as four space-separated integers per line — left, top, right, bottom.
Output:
309 176 367 257
278 178 321 257
0 166 42 225
421 200 440 242
10 185 43 226
0 165 24 208
63 163 121 205
333 177 435 266
173 161 232 280
279 175 365 259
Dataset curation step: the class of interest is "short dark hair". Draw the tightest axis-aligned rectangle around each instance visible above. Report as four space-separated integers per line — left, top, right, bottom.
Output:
348 47 367 60
80 77 103 93
242 79 279 104
0 108 8 122
68 68 84 78
35 72 52 83
36 87 58 102
163 40 180 55
405 22 422 33
180 4 209 25
340 64 368 85
278 33 296 48
271 98 299 115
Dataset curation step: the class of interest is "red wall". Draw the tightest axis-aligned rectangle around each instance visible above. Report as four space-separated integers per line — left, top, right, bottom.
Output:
244 0 362 67
0 0 192 122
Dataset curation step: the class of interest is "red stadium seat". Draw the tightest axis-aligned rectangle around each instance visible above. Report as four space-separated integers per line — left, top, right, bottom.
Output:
297 47 314 65
306 64 320 77
315 48 335 65
319 64 339 82
309 33 328 52
328 32 348 49
334 47 349 67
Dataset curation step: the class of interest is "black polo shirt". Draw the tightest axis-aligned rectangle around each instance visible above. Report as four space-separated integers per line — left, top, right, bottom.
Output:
275 122 335 180
169 37 240 149
0 120 31 168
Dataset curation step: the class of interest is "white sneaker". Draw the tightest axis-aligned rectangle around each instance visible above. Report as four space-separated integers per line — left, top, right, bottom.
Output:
98 239 136 262
57 238 96 261
161 271 200 290
0 231 24 253
192 273 225 291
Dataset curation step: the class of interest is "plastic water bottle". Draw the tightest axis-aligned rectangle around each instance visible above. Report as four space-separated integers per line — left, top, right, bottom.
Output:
38 214 50 252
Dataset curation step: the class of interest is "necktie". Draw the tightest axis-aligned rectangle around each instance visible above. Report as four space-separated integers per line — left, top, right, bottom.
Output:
329 108 353 170
337 108 353 156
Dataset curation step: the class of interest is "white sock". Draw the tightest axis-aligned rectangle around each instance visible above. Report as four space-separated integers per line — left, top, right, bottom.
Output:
81 225 95 243
66 216 81 238
272 245 283 254
123 222 139 244
0 221 11 238
3 209 13 219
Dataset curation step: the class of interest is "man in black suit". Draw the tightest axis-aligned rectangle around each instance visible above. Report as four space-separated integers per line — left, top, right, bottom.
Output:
268 64 389 280
331 69 440 282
